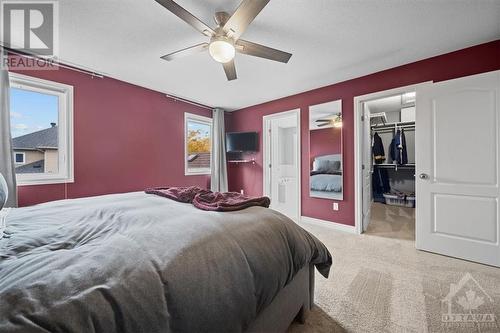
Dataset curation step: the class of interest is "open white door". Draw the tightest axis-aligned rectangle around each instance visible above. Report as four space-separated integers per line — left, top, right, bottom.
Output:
416 70 500 267
263 110 300 222
362 104 372 231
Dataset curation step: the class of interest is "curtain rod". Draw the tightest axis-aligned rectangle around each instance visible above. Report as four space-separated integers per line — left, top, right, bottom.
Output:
165 94 213 110
2 46 216 110
1 45 105 78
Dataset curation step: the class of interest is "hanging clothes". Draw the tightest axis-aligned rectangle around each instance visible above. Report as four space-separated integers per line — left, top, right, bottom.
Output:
372 132 385 164
390 129 408 165
372 166 391 203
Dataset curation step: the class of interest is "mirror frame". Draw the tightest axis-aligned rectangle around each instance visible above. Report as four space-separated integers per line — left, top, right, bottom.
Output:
308 99 343 201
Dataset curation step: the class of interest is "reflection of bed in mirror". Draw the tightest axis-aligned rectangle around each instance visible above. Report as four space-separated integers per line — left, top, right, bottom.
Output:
310 154 343 200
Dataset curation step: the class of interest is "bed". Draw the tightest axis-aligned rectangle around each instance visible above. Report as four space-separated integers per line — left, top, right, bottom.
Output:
0 191 332 333
310 154 343 200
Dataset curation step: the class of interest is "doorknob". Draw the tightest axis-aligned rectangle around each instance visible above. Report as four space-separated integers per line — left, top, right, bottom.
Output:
419 173 429 180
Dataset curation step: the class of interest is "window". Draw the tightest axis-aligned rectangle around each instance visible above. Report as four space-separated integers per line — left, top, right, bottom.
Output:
9 73 74 185
185 113 212 175
14 152 25 164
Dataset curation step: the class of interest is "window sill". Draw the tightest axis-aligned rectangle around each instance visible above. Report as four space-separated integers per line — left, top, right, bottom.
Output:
185 171 211 176
16 177 74 186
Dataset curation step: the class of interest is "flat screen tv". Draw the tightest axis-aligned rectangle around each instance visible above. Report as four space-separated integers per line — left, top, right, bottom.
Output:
226 132 258 153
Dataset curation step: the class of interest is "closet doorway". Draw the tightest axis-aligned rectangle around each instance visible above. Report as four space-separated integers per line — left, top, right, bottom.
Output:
354 84 427 240
263 109 301 222
355 72 500 266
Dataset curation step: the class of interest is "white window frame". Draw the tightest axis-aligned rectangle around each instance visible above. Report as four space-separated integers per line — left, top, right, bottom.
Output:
14 152 25 164
9 73 74 186
184 112 212 176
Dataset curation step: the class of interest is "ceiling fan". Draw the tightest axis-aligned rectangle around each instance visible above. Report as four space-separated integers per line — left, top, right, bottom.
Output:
315 113 343 128
154 0 292 81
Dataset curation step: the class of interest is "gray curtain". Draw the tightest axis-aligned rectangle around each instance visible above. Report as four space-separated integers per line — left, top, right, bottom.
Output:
0 49 17 207
210 108 228 192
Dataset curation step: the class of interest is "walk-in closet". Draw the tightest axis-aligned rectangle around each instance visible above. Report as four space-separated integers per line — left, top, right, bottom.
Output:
364 92 416 240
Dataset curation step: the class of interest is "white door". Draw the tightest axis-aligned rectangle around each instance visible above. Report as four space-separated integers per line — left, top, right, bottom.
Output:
416 70 500 267
362 104 372 231
263 110 300 222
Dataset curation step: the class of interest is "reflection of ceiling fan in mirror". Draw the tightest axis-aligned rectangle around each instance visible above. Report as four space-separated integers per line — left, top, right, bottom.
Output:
315 113 343 128
154 0 293 81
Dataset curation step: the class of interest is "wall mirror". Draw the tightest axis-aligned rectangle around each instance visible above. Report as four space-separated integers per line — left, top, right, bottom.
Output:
309 100 343 200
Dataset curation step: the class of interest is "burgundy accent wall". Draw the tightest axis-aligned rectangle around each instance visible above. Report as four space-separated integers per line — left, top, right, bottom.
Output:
309 127 341 169
11 63 211 207
227 40 500 226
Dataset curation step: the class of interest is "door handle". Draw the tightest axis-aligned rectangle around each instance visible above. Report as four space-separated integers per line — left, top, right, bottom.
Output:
419 173 429 180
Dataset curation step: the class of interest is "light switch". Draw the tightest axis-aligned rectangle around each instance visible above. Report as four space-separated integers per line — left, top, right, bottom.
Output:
333 202 339 211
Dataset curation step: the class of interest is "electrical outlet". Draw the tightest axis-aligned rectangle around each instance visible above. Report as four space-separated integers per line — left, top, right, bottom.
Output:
333 202 339 211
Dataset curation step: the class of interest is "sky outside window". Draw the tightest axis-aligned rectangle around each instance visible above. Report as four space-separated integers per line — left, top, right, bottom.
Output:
10 88 58 138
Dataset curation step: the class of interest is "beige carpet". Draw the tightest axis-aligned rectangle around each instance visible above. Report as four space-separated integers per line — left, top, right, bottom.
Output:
365 203 415 241
288 204 500 333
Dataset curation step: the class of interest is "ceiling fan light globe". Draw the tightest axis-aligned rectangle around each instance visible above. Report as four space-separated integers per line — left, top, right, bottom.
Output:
209 40 235 63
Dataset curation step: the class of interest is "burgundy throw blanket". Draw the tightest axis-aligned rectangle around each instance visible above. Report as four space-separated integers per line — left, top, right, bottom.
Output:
192 191 270 212
145 187 270 212
145 186 209 203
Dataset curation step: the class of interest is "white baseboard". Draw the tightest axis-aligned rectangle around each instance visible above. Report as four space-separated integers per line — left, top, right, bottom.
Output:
300 216 357 234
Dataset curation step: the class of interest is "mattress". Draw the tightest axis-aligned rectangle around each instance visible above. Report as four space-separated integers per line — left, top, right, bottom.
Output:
310 173 342 192
0 191 331 332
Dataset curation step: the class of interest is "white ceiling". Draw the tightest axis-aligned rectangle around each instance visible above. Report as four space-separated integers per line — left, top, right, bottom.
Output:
53 0 499 110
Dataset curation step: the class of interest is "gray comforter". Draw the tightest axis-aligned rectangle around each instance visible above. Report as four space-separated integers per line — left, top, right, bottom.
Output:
0 192 332 333
310 173 342 192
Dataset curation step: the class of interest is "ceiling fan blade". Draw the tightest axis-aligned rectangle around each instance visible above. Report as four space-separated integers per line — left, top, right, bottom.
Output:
223 60 237 81
160 43 208 61
222 0 270 40
315 119 331 123
154 0 215 36
236 39 292 63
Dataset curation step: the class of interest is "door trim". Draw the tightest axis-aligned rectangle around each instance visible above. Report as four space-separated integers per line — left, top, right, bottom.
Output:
263 109 301 222
353 82 432 234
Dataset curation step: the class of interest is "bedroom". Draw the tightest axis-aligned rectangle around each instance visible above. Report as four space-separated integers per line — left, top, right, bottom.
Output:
0 0 499 332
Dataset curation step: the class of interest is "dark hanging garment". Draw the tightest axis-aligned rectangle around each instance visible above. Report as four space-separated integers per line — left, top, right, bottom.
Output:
372 165 391 203
390 129 408 165
398 129 408 165
389 139 396 162
372 132 385 164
